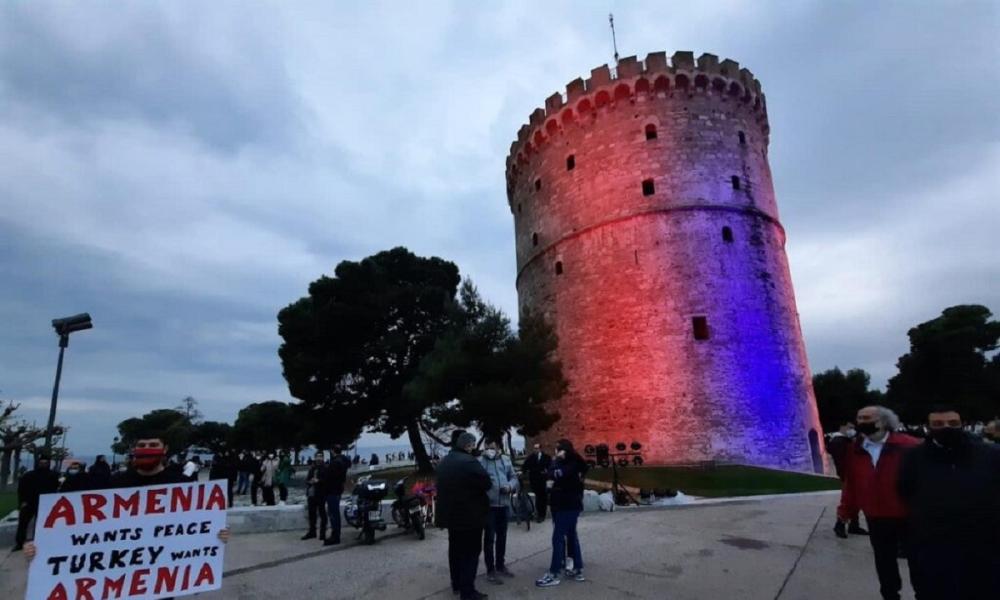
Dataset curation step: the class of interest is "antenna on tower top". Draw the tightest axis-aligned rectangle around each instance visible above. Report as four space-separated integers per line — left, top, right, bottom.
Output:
609 13 620 65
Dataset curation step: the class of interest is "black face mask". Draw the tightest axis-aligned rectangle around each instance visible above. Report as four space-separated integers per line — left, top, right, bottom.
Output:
929 427 965 448
855 422 879 436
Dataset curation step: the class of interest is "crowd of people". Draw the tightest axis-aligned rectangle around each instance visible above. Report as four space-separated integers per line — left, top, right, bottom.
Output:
827 405 999 600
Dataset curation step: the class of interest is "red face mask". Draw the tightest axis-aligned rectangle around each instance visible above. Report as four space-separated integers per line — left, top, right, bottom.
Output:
132 447 165 469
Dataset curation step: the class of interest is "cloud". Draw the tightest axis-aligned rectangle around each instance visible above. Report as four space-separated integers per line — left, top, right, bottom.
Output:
1 1 997 455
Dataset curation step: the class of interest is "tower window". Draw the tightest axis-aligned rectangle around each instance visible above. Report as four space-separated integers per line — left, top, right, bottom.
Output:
731 176 741 190
642 179 655 196
722 226 734 242
532 233 539 246
535 178 542 191
738 131 746 145
517 203 522 214
566 155 575 171
692 316 710 341
645 124 657 140
555 261 563 275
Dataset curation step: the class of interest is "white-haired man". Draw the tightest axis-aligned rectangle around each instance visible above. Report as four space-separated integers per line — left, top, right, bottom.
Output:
837 405 920 600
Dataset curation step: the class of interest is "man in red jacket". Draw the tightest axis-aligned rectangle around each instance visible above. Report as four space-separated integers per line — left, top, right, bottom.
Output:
837 405 920 600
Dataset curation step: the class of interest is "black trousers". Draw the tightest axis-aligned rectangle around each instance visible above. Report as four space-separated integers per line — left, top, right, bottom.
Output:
262 485 276 506
15 504 36 546
908 540 998 600
307 496 328 536
531 481 548 520
867 518 917 600
278 483 288 502
251 478 260 505
483 507 509 572
448 526 483 598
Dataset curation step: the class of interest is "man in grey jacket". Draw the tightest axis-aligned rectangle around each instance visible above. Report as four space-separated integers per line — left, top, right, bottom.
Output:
479 439 519 584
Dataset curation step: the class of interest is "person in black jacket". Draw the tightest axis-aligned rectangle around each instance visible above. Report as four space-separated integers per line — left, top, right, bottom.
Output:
436 431 492 600
58 460 94 493
521 443 552 522
302 452 330 541
13 453 60 551
88 455 112 489
898 405 1000 600
536 439 588 588
324 445 352 546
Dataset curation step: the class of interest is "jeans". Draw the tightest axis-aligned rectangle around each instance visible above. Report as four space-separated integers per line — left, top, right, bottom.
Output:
448 527 483 598
867 518 916 600
306 496 328 536
550 510 583 575
483 507 509 572
325 494 342 542
236 472 249 494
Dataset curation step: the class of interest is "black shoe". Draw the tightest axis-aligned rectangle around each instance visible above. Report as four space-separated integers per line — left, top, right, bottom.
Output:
12 543 23 552
300 531 316 540
461 593 488 600
833 521 847 539
323 538 340 546
847 524 869 535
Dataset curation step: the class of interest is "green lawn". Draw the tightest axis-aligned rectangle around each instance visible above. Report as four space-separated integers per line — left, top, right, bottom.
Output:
0 490 17 518
586 464 840 498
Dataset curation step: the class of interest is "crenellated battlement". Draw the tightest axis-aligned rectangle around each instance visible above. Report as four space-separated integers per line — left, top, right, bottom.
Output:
506 51 769 177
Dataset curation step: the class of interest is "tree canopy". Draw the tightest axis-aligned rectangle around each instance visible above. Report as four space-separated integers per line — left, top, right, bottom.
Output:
231 401 301 452
113 408 192 457
886 304 1000 422
812 367 883 431
407 282 564 445
277 247 461 471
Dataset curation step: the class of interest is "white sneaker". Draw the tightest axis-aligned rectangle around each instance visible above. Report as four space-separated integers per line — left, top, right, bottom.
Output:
535 573 561 587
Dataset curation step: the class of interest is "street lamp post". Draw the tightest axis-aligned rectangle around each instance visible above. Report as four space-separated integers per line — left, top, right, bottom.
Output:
45 313 93 452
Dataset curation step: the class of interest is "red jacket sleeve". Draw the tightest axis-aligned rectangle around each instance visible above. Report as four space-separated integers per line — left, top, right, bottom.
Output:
837 456 858 522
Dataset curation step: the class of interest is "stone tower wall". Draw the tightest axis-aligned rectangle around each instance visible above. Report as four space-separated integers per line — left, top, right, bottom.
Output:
507 51 825 472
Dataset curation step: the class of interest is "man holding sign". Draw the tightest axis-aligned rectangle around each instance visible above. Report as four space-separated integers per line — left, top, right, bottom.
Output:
24 435 230 600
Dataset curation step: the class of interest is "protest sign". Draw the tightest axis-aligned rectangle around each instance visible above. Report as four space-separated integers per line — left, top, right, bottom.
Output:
26 480 228 600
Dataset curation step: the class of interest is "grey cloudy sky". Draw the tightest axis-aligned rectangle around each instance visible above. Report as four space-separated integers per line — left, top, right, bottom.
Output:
1 1 998 456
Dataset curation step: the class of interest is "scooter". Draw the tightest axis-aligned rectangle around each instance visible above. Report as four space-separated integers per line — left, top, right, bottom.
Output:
343 477 389 544
390 478 428 540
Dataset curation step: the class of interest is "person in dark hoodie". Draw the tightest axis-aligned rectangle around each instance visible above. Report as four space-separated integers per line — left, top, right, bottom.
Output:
898 405 1000 600
88 454 112 489
13 452 60 551
59 460 93 493
436 431 492 600
535 438 589 588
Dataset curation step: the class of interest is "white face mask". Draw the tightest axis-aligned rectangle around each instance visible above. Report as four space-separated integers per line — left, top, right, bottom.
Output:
485 449 497 459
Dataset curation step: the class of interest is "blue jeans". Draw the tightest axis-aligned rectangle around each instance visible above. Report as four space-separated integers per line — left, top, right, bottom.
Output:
236 472 249 494
325 494 342 541
550 510 583 574
483 506 509 572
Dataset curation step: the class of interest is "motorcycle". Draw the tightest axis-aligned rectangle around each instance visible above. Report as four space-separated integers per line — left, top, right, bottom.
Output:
343 477 389 544
390 478 429 540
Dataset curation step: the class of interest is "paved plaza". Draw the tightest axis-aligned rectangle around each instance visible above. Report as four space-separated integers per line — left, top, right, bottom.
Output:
1 491 915 599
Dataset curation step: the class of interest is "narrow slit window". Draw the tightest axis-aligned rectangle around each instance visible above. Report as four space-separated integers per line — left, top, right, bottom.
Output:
645 124 657 140
555 261 563 275
532 233 539 246
535 178 542 191
566 155 575 171
642 179 655 196
517 203 522 214
738 131 746 145
722 226 734 242
731 176 741 190
692 316 710 341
